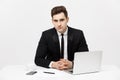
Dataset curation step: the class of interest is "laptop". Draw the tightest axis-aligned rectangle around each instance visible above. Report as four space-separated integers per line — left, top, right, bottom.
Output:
65 51 102 75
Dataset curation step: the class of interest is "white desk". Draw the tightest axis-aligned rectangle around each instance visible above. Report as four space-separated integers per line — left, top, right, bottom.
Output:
0 64 120 80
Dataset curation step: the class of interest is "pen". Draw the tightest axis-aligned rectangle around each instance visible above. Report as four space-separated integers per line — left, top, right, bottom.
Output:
43 71 55 74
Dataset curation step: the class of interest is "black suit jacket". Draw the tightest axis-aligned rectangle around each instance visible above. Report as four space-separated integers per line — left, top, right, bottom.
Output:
35 27 89 68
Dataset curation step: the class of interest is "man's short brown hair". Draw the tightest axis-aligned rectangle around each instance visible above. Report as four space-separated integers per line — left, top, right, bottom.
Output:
51 6 68 18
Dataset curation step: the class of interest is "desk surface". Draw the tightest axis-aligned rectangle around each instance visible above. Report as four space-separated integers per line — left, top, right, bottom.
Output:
0 64 120 80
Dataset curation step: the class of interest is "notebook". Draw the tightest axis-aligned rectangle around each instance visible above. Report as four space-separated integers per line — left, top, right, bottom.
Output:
65 51 102 75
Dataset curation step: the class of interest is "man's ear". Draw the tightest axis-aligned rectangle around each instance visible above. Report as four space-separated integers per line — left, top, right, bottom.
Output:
67 17 69 22
51 18 54 23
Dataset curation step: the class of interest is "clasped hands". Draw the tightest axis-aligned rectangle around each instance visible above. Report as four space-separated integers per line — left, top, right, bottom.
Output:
51 59 73 70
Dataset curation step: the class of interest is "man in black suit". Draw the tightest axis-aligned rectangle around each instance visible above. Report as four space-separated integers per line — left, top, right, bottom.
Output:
35 6 89 70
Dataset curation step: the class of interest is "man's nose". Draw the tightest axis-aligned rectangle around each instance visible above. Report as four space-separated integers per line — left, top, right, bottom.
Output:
58 21 61 26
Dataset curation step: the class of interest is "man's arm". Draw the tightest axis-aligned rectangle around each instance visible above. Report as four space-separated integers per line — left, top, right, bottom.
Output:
78 31 89 51
34 32 51 68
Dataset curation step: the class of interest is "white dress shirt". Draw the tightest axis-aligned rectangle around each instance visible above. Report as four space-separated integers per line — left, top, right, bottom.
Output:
57 28 68 59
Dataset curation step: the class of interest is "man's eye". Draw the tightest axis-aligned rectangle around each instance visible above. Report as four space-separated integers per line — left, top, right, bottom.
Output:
60 19 64 21
54 20 58 22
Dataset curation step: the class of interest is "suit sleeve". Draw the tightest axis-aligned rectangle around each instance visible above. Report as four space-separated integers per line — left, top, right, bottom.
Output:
34 32 51 68
78 31 89 52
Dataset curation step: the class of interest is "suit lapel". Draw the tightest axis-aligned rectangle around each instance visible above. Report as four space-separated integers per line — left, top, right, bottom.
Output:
68 27 73 60
53 34 59 43
52 28 60 55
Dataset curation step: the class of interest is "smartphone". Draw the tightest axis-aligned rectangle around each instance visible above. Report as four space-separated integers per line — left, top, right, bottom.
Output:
26 71 37 75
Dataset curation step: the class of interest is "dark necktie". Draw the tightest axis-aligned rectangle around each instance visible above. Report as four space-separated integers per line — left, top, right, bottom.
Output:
61 34 64 58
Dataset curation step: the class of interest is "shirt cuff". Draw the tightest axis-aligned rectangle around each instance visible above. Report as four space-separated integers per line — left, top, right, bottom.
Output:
49 61 54 68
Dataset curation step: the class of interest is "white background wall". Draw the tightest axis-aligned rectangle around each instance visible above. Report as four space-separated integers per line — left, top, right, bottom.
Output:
0 0 120 69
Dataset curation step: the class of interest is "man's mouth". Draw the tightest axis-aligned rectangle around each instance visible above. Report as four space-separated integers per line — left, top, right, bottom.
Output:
58 26 62 29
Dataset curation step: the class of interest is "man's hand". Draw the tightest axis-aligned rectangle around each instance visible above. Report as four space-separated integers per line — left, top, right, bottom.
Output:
51 59 73 70
60 59 73 69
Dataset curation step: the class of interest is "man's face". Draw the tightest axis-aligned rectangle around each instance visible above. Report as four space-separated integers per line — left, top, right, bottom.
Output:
52 12 69 33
